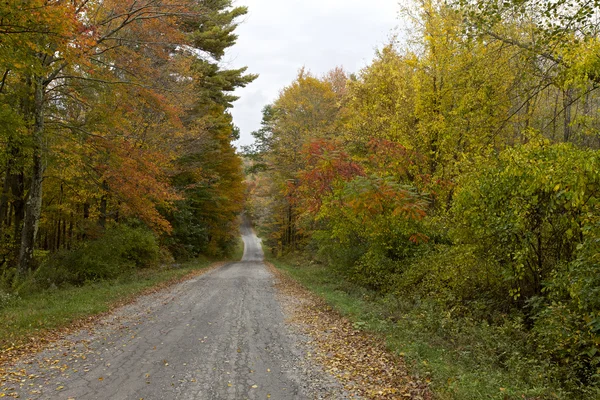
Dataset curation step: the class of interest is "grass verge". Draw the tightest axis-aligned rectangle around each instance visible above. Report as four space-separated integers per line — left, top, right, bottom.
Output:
0 257 220 363
229 235 245 262
269 253 570 400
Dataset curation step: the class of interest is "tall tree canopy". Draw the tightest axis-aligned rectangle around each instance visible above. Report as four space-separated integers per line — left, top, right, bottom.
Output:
0 0 255 273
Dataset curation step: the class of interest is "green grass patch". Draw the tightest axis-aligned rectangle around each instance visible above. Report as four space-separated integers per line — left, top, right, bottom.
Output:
269 253 576 400
227 236 245 262
0 258 214 351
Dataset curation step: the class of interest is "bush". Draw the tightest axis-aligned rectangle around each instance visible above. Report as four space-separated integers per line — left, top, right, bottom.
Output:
310 175 427 291
531 237 600 392
451 140 600 392
35 224 160 286
452 140 600 304
393 243 508 314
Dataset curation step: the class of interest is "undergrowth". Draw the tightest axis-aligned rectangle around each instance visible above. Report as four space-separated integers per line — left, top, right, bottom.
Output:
269 252 589 400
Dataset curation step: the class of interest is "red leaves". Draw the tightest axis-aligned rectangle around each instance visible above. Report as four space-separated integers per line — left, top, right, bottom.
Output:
291 139 429 246
366 138 413 174
295 139 364 213
295 139 427 221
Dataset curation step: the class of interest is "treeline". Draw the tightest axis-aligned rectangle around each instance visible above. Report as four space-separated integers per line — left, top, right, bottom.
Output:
246 0 600 397
0 0 253 283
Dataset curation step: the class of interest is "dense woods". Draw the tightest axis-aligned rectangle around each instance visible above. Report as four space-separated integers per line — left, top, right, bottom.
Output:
0 0 252 283
246 0 600 397
4 0 600 397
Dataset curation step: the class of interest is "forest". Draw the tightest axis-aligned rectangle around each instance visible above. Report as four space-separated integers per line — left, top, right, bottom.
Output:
2 0 600 398
0 0 253 286
246 0 600 397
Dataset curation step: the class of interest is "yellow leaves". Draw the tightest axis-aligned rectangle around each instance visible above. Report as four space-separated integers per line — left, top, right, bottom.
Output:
560 37 600 88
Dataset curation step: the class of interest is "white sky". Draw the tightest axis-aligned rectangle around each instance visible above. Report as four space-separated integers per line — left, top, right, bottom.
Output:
225 0 402 147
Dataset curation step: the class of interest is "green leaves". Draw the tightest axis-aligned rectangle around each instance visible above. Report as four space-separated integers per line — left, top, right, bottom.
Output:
453 141 600 300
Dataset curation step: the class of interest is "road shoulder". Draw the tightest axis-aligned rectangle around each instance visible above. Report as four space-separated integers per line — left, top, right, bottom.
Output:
0 262 226 391
267 261 431 400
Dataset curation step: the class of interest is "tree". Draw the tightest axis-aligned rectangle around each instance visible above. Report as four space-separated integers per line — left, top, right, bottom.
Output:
0 0 255 274
247 69 342 252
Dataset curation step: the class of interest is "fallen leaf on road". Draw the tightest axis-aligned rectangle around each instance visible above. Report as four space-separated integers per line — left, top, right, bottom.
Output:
267 262 431 400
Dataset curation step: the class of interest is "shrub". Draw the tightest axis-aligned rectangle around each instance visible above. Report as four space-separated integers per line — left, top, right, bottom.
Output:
531 237 600 392
452 140 600 304
394 243 508 314
36 224 160 286
451 140 600 391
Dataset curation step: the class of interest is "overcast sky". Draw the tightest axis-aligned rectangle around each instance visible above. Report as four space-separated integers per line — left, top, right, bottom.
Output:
225 0 402 147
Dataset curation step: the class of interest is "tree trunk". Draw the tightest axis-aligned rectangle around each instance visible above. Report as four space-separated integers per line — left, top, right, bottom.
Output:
0 166 11 230
68 212 73 249
99 180 108 228
563 88 573 142
62 216 67 249
56 219 61 250
18 77 45 276
11 172 25 248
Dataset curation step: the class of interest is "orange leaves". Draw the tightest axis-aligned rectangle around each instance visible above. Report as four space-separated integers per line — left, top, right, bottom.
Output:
0 0 252 264
365 138 415 176
290 138 429 249
341 175 427 222
98 139 181 234
296 139 364 213
295 139 427 223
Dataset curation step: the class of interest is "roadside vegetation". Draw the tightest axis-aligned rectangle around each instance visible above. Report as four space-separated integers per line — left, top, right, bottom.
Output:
271 253 566 399
246 0 600 398
0 227 244 360
0 228 244 359
1 258 213 356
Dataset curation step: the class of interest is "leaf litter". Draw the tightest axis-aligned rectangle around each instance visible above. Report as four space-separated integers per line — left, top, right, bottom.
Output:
267 262 431 400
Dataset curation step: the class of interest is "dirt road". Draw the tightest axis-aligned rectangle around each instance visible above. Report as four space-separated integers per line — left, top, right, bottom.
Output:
5 226 345 399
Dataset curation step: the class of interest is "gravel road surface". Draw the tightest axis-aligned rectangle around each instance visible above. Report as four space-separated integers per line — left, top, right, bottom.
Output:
6 225 346 399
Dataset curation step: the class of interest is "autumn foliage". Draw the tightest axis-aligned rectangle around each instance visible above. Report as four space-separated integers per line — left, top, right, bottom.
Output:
0 0 254 277
246 0 600 396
